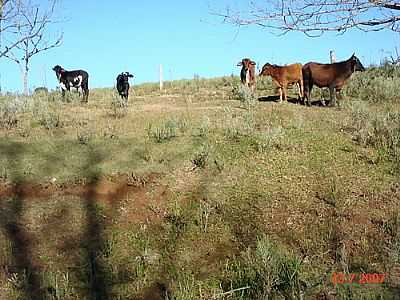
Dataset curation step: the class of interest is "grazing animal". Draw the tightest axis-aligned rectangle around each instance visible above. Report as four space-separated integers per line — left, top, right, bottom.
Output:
52 65 89 102
302 54 365 106
259 63 303 102
116 72 134 100
237 58 256 90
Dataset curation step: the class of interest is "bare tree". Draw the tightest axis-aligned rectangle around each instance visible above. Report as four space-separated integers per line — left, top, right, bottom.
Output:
3 0 62 94
212 1 400 37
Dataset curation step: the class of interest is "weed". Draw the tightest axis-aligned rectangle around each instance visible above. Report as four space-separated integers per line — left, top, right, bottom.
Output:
232 84 256 110
77 127 95 145
111 94 128 118
191 144 210 170
223 236 304 299
197 116 210 137
147 119 178 143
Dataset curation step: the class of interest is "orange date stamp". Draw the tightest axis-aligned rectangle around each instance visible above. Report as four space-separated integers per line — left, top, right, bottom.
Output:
331 272 386 285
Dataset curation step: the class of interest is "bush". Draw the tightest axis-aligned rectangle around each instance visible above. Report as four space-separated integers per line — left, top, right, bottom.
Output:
147 119 178 143
345 65 400 103
223 236 304 299
348 102 400 171
0 96 34 129
232 84 256 110
111 94 128 118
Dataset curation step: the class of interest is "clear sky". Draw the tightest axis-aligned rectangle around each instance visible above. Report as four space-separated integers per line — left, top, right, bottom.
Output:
0 0 399 93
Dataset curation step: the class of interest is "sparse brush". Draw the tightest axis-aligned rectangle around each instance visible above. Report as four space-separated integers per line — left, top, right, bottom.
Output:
197 116 210 137
232 84 257 110
0 96 34 129
223 236 304 299
111 94 128 118
191 144 210 170
77 127 95 145
147 119 178 143
345 65 400 103
251 126 285 152
38 111 62 130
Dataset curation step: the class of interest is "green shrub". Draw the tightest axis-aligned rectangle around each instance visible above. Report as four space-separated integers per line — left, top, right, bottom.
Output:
37 110 62 130
348 102 400 171
345 65 400 103
147 119 178 143
232 84 256 110
223 236 304 299
0 96 35 129
191 144 210 169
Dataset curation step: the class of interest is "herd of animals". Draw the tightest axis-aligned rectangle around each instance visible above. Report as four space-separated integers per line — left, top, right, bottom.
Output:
51 53 365 107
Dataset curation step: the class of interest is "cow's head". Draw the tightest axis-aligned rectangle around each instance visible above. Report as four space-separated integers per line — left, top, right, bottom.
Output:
259 63 273 76
350 54 365 72
52 65 65 80
124 72 134 78
237 58 256 71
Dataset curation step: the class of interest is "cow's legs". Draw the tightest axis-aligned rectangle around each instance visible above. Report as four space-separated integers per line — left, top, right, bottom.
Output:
283 85 288 102
278 87 283 102
81 82 89 102
298 79 304 99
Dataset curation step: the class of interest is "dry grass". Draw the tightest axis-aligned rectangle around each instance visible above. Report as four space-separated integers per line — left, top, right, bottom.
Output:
0 73 399 299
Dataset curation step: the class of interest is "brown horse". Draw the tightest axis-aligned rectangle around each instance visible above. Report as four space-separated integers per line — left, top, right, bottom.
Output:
302 54 365 107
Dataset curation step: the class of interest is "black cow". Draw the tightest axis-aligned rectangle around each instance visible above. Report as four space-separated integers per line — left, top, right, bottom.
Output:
52 65 89 102
116 72 134 100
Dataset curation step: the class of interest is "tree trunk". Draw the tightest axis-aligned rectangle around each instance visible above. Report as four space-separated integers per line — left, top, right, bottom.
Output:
23 58 29 95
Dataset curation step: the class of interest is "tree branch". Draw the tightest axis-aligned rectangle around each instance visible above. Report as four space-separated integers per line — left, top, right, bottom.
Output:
211 0 400 36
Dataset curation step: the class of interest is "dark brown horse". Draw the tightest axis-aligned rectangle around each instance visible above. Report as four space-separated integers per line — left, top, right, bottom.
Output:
302 54 365 107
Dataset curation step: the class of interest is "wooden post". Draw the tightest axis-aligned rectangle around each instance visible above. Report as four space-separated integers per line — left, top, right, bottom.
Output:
159 64 163 91
330 50 336 63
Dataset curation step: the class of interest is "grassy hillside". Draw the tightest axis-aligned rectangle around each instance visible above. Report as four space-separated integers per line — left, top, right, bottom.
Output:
0 67 399 299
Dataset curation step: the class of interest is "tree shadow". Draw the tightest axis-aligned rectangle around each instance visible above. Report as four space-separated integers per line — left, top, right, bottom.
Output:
0 142 46 300
0 141 127 299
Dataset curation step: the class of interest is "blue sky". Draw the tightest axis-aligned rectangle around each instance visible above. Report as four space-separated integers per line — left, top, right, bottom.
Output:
0 0 399 92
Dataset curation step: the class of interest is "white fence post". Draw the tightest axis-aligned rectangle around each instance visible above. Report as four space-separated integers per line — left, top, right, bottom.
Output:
330 50 336 63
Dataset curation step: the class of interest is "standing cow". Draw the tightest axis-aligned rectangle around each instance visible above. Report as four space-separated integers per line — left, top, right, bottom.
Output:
116 72 134 100
237 58 256 90
259 63 303 103
52 65 89 102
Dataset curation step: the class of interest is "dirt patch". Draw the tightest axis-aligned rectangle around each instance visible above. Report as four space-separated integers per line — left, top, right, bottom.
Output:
0 173 169 224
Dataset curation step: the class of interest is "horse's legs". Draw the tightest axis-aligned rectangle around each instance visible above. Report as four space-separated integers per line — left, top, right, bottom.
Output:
304 81 313 106
278 87 283 102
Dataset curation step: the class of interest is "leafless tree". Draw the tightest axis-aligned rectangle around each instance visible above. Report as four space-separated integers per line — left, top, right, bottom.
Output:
212 1 400 37
2 0 62 94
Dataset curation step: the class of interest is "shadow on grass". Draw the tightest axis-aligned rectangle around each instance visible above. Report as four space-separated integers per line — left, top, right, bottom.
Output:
0 143 46 300
0 141 128 299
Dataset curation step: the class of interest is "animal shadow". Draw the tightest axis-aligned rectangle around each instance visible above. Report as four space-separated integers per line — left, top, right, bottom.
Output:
258 95 301 104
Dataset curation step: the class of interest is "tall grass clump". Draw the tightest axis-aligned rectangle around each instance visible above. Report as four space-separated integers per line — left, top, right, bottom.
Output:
0 96 34 129
223 236 304 299
348 101 400 170
147 118 178 143
232 84 257 110
345 64 400 103
222 107 256 140
110 93 128 118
